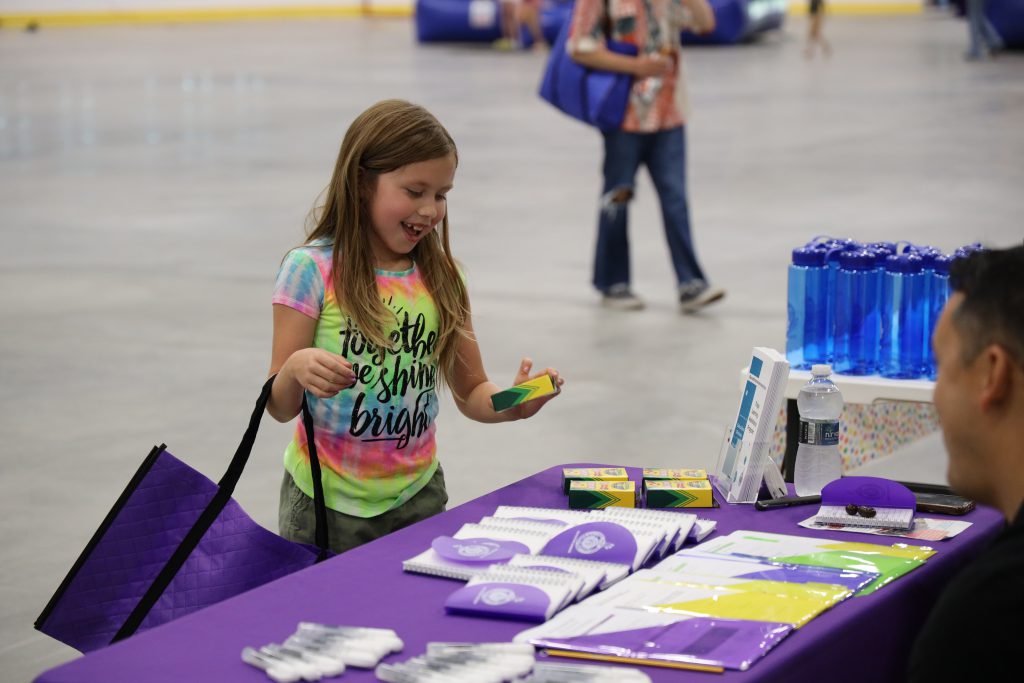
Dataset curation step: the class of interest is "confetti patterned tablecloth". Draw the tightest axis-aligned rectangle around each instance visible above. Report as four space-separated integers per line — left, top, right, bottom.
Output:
770 401 939 471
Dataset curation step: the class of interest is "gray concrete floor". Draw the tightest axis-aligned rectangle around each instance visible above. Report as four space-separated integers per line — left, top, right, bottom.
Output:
1 12 1022 681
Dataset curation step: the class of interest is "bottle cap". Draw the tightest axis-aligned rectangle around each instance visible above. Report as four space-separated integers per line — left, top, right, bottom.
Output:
863 247 893 267
792 246 826 266
954 244 984 259
933 254 953 275
910 246 941 267
865 244 894 257
884 253 924 274
837 250 876 271
819 239 861 264
806 237 857 249
811 364 832 377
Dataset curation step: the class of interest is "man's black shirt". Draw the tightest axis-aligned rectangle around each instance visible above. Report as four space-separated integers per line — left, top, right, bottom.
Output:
908 504 1024 681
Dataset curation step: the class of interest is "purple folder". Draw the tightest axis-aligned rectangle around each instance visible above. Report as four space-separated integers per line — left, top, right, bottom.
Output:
530 617 793 671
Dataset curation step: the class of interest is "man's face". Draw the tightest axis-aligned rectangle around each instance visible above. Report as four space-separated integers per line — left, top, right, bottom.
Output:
933 293 990 502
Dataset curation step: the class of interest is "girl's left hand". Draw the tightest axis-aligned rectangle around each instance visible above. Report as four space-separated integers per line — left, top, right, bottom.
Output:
510 357 564 420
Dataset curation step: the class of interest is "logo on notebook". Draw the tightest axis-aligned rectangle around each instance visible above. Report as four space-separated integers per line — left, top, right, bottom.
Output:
476 587 523 606
453 541 501 558
572 530 613 555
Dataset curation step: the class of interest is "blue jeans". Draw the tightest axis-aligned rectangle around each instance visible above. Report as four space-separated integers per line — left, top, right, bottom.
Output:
593 126 706 292
966 0 1002 55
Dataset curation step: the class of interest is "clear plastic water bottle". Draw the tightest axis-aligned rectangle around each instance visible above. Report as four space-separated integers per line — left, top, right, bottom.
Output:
794 364 844 496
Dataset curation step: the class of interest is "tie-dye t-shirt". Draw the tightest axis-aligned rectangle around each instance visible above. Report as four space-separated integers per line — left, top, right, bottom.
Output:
272 240 440 518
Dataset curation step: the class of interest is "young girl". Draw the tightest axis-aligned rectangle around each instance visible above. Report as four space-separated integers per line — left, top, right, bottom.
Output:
267 99 563 554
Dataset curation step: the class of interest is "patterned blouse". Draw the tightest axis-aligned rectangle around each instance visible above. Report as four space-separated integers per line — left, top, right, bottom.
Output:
566 0 697 132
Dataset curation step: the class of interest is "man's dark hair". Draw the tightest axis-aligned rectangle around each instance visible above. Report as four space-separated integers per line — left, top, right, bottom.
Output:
949 243 1024 364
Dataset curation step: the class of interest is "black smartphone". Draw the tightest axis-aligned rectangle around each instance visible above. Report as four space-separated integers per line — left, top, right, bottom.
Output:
895 481 976 515
915 492 975 515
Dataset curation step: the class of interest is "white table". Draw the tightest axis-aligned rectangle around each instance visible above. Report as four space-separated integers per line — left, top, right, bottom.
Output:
781 370 936 480
782 369 934 403
741 368 938 481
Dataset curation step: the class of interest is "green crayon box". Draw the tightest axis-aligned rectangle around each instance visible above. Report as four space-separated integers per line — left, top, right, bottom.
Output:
645 479 715 508
568 481 637 509
562 467 629 494
490 374 560 413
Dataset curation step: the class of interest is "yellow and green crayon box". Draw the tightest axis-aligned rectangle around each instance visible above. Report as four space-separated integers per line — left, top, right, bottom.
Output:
569 481 636 509
645 479 714 508
490 374 560 413
642 468 708 482
562 467 628 494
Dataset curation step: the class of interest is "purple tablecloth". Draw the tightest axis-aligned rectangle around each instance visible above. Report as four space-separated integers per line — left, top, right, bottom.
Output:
35 464 1003 683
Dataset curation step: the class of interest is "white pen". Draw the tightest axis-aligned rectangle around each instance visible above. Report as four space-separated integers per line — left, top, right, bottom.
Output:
530 661 653 682
284 634 385 668
297 621 403 650
427 642 535 658
240 647 302 683
257 644 324 681
374 663 448 683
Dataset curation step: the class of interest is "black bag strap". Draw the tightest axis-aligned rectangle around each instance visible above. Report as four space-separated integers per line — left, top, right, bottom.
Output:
113 375 329 642
301 392 329 556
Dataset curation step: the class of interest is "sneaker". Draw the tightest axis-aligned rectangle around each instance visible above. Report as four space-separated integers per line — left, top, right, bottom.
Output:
601 283 645 311
679 281 725 313
492 38 520 51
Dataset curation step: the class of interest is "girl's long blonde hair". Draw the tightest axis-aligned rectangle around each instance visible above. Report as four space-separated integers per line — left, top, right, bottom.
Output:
306 99 468 389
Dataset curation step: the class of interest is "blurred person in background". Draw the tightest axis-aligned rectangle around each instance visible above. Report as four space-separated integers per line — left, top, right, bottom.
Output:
567 0 726 313
495 0 547 50
805 0 832 58
964 0 1003 60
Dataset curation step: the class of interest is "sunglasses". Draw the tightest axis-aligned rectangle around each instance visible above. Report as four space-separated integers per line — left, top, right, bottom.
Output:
845 503 877 519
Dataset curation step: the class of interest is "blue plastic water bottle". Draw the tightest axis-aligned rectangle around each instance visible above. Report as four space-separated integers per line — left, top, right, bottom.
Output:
821 239 859 362
865 244 895 281
787 247 829 370
925 254 952 380
914 247 941 373
833 250 880 376
880 253 926 379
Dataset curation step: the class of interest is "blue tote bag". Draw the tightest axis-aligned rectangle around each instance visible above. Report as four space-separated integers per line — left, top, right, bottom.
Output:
538 8 637 130
35 376 331 653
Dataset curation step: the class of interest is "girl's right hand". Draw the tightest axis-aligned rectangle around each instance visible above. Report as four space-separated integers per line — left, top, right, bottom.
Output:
633 54 672 78
286 348 356 398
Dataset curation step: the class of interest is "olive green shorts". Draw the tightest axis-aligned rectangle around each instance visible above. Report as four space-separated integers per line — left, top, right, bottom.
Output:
278 464 448 554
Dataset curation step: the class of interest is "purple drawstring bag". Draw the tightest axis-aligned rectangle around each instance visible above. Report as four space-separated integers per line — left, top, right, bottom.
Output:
34 376 331 653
